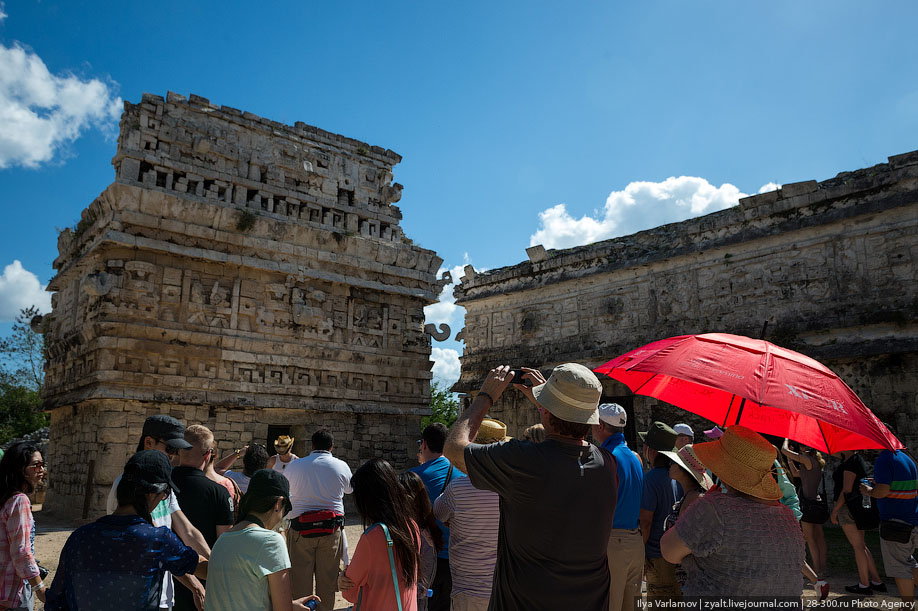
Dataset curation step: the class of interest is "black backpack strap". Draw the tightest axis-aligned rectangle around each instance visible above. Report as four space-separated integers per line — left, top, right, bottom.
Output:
439 464 455 497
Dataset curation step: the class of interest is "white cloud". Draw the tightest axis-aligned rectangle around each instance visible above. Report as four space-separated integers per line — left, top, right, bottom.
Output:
0 41 121 169
0 4 7 22
423 263 466 329
530 177 774 250
0 260 51 321
431 347 461 387
758 182 781 194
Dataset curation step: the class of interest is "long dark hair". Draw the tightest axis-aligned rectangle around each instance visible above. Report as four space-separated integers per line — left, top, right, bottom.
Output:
0 442 40 506
115 476 169 524
352 458 420 587
399 471 444 552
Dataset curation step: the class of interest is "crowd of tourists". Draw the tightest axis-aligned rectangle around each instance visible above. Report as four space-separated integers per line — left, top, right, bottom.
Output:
1 362 917 610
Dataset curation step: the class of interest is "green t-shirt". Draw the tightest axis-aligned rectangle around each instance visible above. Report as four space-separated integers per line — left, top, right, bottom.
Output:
203 525 291 611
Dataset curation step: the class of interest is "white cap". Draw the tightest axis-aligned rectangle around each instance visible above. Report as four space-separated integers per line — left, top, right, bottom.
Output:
673 423 694 437
598 403 627 427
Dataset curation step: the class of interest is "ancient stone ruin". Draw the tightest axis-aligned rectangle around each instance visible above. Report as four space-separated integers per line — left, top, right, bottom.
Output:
41 92 446 518
454 152 918 449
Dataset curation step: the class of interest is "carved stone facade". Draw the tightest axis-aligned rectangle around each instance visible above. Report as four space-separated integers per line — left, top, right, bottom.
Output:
454 152 918 450
42 92 446 518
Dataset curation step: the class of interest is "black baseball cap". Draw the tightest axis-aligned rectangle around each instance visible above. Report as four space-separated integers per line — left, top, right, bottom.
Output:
246 469 292 514
142 415 192 450
124 450 180 493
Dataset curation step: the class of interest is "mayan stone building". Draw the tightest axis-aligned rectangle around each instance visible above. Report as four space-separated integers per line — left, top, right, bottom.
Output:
454 151 918 450
41 92 446 518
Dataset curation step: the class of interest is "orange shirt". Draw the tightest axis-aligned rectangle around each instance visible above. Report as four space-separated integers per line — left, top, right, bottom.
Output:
342 522 419 611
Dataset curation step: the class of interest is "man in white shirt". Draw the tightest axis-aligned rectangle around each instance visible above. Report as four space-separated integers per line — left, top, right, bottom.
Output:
106 414 210 610
284 430 353 611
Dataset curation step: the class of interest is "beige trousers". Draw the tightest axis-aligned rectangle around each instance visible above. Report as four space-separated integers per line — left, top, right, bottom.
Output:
286 528 343 611
608 528 645 611
450 592 491 611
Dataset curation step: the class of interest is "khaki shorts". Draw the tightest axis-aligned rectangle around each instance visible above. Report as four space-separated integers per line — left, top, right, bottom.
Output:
880 525 918 580
837 503 857 527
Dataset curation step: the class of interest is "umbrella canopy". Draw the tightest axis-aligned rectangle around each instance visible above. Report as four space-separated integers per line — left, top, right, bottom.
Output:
594 333 902 453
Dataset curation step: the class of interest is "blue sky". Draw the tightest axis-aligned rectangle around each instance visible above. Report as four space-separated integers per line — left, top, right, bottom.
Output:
1 1 917 385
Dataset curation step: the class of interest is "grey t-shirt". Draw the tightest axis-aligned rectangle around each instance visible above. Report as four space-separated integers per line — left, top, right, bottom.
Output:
675 489 806 597
465 438 618 611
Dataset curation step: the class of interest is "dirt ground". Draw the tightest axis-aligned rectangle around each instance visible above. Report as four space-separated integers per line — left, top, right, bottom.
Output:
31 505 906 610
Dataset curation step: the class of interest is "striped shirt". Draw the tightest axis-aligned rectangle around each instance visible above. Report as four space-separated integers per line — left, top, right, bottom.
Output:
433 476 500 599
0 493 39 608
874 450 918 525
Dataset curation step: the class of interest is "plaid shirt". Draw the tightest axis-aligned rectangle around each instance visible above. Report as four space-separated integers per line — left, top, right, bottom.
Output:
1 493 39 607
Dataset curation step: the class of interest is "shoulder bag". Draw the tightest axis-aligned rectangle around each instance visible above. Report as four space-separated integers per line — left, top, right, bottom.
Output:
354 523 402 611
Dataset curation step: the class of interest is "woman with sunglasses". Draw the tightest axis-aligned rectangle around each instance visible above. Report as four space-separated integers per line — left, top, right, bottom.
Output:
0 442 45 610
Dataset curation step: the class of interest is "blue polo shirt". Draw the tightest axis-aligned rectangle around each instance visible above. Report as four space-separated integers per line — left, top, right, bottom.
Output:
409 455 466 559
874 450 918 525
601 434 643 529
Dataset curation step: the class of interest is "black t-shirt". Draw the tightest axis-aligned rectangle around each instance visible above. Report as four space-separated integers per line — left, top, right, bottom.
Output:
171 466 234 611
833 453 868 502
465 438 618 611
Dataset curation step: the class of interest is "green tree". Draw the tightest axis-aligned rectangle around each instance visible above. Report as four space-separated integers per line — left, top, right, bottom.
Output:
422 381 460 430
0 306 48 443
0 305 45 390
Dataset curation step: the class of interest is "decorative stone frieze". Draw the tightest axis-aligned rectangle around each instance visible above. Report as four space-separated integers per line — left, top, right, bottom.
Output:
454 152 918 449
42 92 446 518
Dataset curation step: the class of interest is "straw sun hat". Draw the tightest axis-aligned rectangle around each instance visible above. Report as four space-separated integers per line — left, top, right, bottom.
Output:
274 435 294 452
530 363 602 425
660 444 714 491
692 425 781 501
476 418 511 443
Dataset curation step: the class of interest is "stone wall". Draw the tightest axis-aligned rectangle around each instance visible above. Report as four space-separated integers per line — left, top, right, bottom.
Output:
41 92 445 518
454 151 918 450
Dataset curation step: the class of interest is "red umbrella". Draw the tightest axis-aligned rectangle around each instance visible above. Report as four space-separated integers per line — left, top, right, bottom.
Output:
594 333 902 453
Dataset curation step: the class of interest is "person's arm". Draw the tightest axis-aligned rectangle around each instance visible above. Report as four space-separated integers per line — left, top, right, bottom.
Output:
172 510 212 558
193 557 208 580
266 455 277 470
785 458 800 479
660 527 693 564
174 573 206 610
214 446 246 475
5 495 42 601
433 482 454 525
831 470 856 525
268 569 293 611
444 365 513 474
639 509 654 545
780 439 814 470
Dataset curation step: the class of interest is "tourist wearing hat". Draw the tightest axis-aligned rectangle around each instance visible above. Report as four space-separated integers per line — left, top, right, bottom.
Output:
592 404 644 611
267 435 299 472
203 470 320 611
105 414 209 611
46 451 208 610
433 419 505 611
673 423 694 449
638 421 682 602
443 363 618 611
659 426 806 598
284 430 353 611
661 444 714 529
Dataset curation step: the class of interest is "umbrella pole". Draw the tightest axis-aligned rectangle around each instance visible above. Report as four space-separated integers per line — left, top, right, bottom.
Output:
734 397 747 425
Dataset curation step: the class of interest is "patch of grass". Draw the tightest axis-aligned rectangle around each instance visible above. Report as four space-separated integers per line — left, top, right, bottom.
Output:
236 209 257 232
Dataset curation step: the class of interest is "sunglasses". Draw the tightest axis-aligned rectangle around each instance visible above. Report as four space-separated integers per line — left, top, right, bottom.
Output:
155 439 181 456
28 461 46 470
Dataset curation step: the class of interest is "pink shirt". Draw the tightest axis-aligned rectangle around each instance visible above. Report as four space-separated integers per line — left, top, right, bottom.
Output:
0 493 39 607
342 522 419 611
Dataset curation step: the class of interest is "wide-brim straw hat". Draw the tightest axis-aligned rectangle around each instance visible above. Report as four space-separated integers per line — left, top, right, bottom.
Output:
693 425 781 501
274 435 294 451
476 418 511 443
660 444 714 491
531 363 602 425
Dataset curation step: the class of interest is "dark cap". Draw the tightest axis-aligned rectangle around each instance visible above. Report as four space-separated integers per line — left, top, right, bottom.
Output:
245 469 292 514
124 450 180 493
142 415 192 450
638 421 678 452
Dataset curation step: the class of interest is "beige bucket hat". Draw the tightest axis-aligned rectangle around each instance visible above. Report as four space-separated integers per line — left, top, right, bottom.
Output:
476 418 512 443
531 363 602 425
